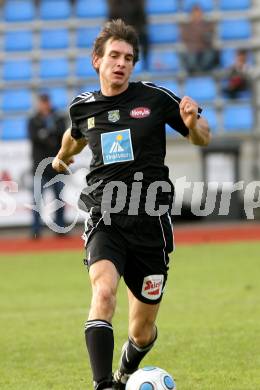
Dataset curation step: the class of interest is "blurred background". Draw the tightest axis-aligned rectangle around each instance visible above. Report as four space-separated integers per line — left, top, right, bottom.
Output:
0 0 259 235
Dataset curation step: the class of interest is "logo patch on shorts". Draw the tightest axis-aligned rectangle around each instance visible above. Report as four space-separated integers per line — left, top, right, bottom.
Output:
101 129 134 165
141 275 164 300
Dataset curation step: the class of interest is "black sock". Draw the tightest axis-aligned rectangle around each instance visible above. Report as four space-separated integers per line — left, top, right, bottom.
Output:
120 329 157 373
85 320 114 389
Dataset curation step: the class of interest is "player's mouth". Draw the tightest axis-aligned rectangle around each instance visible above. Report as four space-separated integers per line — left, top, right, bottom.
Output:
113 71 125 77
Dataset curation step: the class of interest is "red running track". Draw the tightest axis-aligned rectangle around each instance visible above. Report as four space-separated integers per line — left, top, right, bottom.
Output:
0 223 259 254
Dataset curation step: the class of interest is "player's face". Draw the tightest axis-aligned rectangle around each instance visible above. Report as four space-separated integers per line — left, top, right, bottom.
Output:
94 38 134 95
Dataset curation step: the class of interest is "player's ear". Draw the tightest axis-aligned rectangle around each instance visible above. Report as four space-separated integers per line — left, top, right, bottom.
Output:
92 54 101 72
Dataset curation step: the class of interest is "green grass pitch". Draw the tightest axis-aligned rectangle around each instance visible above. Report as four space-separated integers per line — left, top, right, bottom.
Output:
0 241 259 389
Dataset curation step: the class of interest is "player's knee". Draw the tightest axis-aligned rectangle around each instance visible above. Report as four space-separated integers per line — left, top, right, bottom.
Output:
130 321 156 347
92 284 117 312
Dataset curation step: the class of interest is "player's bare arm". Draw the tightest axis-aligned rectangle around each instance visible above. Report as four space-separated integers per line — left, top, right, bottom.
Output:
52 128 88 172
180 96 211 146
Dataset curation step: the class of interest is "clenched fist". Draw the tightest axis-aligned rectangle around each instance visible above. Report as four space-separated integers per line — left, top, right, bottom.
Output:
179 96 199 130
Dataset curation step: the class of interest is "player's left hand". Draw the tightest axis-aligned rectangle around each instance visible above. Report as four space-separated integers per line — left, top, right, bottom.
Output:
179 96 199 130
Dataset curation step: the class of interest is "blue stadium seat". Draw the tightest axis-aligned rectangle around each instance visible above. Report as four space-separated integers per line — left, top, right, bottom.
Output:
43 88 69 110
146 0 178 14
183 0 214 11
39 0 71 20
76 0 108 18
4 0 35 22
76 26 102 48
148 50 180 73
220 48 236 68
39 58 69 79
203 106 218 132
223 104 254 131
40 29 69 50
232 90 252 100
149 24 179 44
219 0 251 11
219 19 252 40
153 80 180 96
75 56 97 78
184 77 217 102
4 30 33 52
1 117 28 140
3 59 33 81
1 90 32 112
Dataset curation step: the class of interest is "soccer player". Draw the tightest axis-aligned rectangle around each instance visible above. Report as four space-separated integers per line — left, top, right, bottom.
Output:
52 19 210 390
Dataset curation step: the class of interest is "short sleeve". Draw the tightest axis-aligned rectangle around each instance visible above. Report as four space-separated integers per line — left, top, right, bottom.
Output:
69 100 84 139
160 87 202 137
71 120 83 140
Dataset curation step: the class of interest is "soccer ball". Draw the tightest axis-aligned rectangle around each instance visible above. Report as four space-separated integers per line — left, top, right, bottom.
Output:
125 366 176 390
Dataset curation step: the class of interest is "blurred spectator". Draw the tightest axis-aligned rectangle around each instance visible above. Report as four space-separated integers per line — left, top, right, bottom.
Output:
28 94 68 239
222 49 251 99
107 0 149 70
180 5 219 73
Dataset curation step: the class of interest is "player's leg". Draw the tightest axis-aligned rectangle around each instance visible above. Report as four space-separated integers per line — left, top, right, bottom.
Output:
83 215 126 390
114 290 159 387
31 174 45 238
128 288 159 347
85 259 120 390
88 259 120 321
114 213 174 388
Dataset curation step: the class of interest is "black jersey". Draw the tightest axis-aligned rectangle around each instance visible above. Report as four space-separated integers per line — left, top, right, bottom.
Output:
70 81 201 215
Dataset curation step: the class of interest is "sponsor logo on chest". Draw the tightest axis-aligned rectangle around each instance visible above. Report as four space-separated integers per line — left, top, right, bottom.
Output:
130 107 151 119
87 117 95 129
141 275 164 300
101 129 134 165
108 110 120 123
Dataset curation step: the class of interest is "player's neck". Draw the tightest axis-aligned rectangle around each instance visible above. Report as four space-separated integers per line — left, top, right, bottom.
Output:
100 81 129 97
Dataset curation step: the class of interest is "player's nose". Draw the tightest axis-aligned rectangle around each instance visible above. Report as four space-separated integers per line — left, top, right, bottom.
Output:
116 56 126 67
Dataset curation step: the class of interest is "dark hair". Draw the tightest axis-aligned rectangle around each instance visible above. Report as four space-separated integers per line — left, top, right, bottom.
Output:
237 49 247 56
38 93 50 102
92 19 139 65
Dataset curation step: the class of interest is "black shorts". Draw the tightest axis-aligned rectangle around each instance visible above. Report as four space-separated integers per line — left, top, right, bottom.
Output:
83 213 174 304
